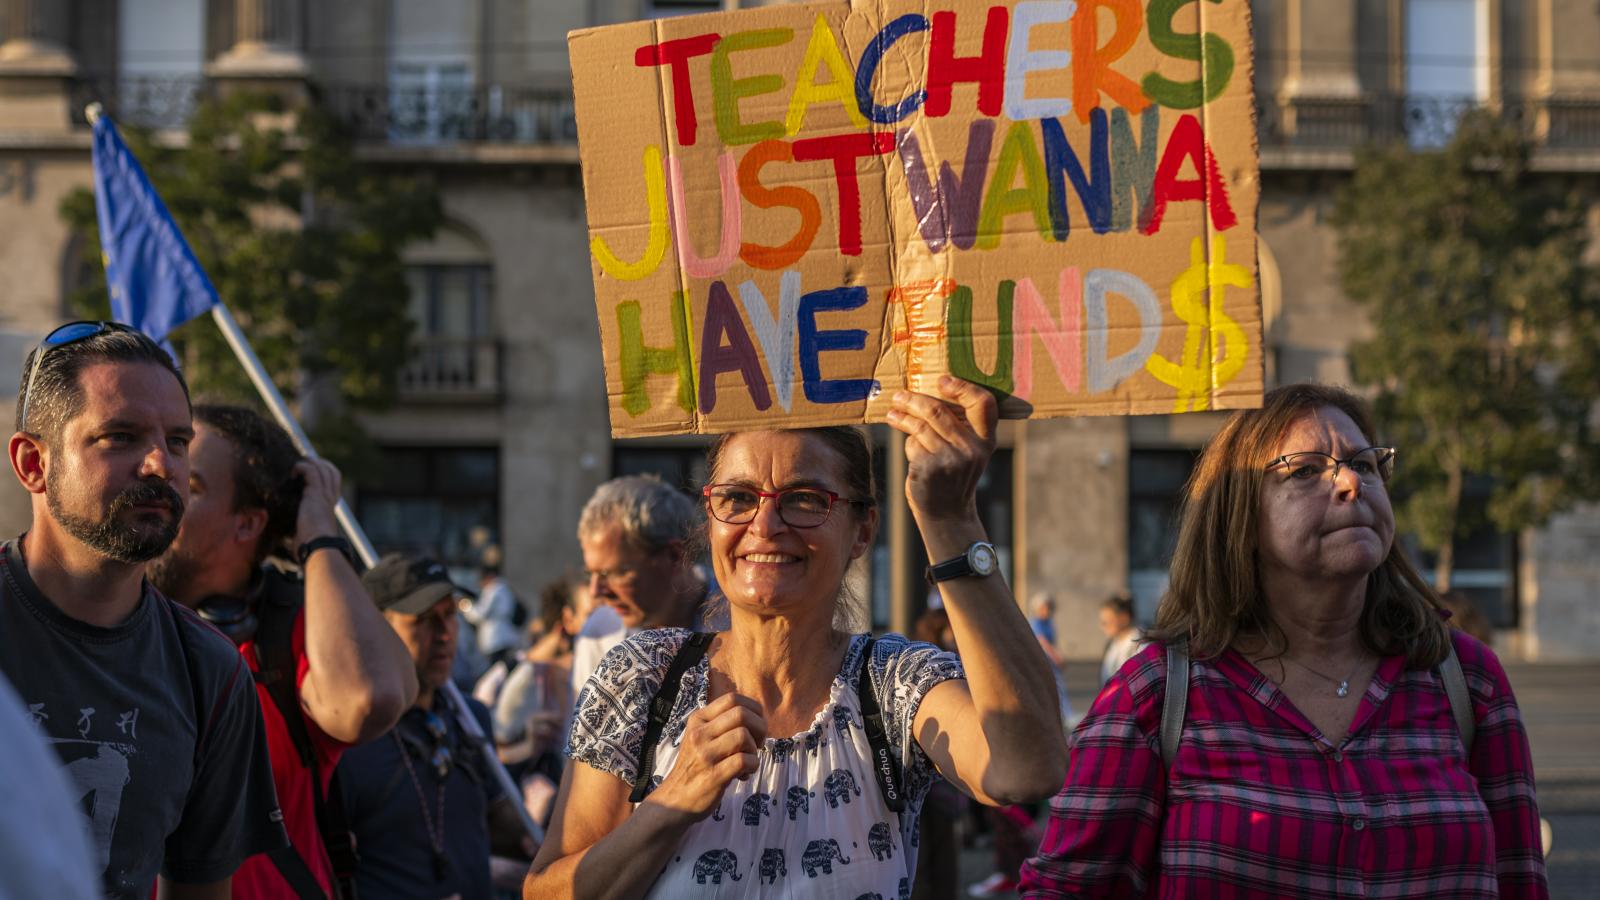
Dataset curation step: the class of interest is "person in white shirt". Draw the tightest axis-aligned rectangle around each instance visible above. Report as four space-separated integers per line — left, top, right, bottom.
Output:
465 562 522 670
1098 593 1142 685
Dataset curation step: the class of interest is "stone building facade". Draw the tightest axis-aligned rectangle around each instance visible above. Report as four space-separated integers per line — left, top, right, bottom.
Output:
1 0 1596 658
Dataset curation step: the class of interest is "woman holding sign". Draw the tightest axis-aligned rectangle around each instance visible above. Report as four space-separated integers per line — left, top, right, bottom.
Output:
525 376 1066 898
1020 383 1548 899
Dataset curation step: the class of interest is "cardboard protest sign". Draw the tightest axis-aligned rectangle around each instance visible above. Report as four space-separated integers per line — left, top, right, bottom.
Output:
569 0 1260 437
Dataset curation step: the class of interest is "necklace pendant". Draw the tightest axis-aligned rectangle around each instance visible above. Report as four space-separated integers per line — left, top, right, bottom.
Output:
1336 680 1350 698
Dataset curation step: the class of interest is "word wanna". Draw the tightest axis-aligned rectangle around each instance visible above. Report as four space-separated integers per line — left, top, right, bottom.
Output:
619 234 1250 417
593 105 1236 280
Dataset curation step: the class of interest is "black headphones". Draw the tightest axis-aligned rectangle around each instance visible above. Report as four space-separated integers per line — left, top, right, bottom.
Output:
196 569 268 646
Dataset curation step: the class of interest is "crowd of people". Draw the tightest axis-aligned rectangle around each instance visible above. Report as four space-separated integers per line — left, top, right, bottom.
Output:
0 320 1551 900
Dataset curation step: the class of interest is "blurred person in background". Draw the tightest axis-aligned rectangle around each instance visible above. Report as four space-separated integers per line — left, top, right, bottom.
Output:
338 554 534 900
1098 593 1141 686
465 551 524 673
570 474 713 699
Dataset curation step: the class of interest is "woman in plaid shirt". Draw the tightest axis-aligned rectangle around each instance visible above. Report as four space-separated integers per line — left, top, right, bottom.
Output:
1021 383 1548 899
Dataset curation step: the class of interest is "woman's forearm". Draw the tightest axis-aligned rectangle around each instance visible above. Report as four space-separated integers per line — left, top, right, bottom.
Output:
525 800 690 900
921 514 1068 796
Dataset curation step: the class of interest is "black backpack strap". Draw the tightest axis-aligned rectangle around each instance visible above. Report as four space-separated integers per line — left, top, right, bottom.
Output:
1160 637 1190 771
253 584 358 900
1439 643 1475 757
858 637 905 813
629 632 715 803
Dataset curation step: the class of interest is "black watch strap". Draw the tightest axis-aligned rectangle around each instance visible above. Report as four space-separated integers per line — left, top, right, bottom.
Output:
926 554 975 584
298 535 354 568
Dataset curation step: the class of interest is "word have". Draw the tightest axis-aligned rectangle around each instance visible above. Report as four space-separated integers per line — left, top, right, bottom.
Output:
616 235 1249 418
592 105 1236 281
636 0 1236 147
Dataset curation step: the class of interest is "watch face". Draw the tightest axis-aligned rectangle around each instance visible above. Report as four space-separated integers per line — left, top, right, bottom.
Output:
970 543 997 575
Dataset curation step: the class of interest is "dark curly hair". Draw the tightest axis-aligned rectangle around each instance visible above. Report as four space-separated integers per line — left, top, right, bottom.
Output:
194 404 304 564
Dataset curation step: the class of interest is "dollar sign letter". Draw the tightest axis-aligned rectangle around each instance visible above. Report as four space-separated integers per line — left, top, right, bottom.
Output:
1146 235 1253 412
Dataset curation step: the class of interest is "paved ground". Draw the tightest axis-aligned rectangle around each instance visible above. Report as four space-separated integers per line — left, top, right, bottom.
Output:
940 658 1600 899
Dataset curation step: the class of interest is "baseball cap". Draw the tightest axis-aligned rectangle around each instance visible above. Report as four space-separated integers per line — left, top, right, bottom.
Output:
363 553 462 615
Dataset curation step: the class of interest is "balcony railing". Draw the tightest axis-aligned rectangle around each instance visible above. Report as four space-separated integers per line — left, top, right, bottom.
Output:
1258 93 1600 151
67 78 1600 158
400 337 502 400
71 76 206 131
320 84 577 146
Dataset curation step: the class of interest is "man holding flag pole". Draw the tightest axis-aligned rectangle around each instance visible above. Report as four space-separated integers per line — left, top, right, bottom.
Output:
77 103 543 893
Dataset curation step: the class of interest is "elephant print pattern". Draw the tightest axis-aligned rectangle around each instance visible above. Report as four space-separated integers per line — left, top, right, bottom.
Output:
801 839 851 876
786 786 814 820
759 848 786 884
742 793 774 826
567 629 965 899
692 849 742 884
825 769 862 807
868 822 895 861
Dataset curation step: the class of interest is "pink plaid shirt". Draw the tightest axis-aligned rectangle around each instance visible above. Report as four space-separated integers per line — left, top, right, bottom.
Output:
1021 630 1547 899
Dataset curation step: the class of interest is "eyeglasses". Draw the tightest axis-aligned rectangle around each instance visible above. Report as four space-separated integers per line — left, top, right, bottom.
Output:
18 321 138 433
703 484 868 529
1264 447 1396 488
584 562 646 587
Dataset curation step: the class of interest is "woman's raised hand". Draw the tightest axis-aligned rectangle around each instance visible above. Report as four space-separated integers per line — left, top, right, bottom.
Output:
886 375 998 523
647 692 767 822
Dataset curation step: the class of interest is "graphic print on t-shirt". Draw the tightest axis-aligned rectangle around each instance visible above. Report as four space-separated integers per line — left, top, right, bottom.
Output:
28 701 143 873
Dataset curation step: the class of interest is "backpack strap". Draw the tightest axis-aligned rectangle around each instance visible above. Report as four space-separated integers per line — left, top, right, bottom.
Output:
857 637 905 814
252 580 358 900
1160 637 1190 771
1439 642 1475 756
629 632 715 803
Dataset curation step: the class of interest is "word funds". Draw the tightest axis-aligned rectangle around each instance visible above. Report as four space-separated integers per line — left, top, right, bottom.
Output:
570 0 1262 436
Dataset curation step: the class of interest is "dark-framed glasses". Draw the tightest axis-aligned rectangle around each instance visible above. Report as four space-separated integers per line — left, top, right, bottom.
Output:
18 321 138 432
703 484 867 529
1265 447 1396 487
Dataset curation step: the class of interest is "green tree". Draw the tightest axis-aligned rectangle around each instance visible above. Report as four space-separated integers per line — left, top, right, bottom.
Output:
60 90 442 468
1331 111 1600 589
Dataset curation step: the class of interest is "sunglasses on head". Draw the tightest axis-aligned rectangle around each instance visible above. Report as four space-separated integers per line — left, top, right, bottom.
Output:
18 321 139 433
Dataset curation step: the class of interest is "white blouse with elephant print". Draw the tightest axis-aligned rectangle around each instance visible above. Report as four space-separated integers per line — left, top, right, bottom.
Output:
568 629 965 900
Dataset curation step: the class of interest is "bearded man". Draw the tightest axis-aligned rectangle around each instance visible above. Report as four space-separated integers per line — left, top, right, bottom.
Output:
0 322 286 900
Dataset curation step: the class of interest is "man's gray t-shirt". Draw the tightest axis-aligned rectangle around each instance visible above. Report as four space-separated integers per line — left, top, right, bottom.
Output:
0 538 287 898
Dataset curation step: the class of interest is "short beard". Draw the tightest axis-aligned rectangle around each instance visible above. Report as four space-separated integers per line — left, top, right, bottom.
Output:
46 477 185 565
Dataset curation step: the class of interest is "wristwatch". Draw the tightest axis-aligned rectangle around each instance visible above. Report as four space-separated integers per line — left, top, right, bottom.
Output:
925 541 999 583
298 535 355 568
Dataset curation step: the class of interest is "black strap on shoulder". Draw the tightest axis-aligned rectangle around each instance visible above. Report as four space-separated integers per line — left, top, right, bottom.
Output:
1438 643 1476 756
629 632 715 803
857 637 905 813
252 578 359 900
1160 637 1190 772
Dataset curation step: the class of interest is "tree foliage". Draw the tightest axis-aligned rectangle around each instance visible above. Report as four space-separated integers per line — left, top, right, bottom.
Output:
1331 111 1600 586
60 90 442 468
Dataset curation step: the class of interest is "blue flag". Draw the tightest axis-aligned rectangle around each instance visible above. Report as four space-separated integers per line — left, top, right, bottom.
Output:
90 113 219 344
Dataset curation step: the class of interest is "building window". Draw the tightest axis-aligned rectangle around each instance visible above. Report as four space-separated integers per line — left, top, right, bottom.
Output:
358 446 500 572
1404 0 1490 147
1128 449 1199 622
117 0 205 128
389 0 478 143
403 263 498 395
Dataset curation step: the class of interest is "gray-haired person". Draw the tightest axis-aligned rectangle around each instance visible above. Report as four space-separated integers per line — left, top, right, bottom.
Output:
0 322 285 899
570 474 714 699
